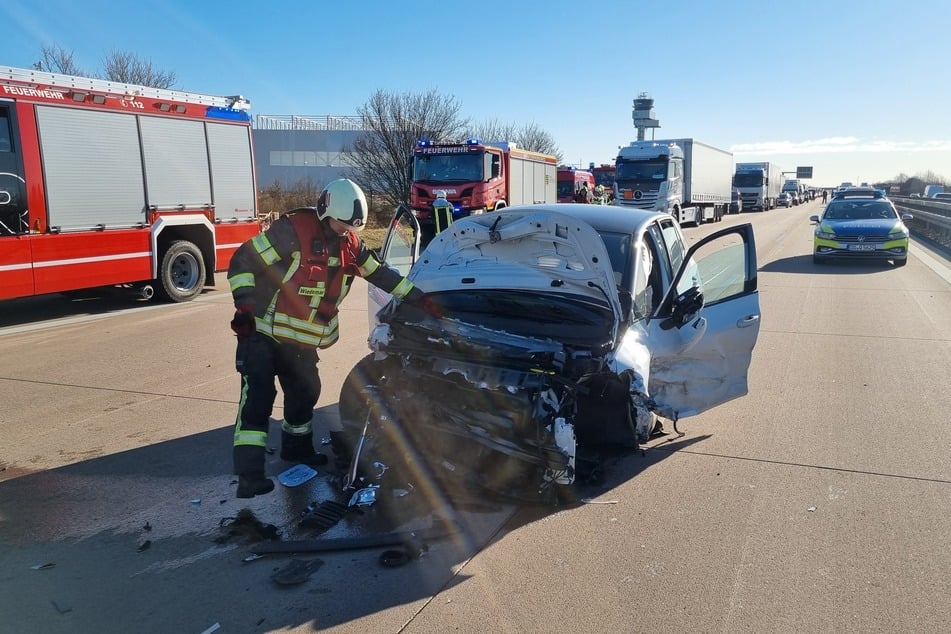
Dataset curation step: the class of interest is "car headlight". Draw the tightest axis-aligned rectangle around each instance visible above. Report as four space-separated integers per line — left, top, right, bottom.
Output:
887 229 909 241
815 229 836 239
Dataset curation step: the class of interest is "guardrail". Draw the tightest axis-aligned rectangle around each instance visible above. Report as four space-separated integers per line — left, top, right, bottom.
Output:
891 196 951 250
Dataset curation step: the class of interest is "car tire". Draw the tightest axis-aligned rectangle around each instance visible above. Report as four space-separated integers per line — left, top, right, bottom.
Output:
894 258 907 267
156 240 205 302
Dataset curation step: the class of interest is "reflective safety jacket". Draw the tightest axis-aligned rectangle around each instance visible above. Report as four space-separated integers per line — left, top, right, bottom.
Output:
228 208 417 349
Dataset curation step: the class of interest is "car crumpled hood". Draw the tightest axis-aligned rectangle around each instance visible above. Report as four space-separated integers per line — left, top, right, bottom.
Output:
820 219 902 235
408 208 623 325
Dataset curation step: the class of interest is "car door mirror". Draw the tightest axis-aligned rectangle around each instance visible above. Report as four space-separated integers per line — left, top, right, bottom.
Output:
661 286 703 330
809 215 819 223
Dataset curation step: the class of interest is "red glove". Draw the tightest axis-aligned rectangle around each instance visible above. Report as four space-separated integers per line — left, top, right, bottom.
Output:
230 304 256 339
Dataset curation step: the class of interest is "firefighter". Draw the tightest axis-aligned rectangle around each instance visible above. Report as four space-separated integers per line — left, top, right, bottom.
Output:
227 178 428 498
574 182 591 203
592 184 608 205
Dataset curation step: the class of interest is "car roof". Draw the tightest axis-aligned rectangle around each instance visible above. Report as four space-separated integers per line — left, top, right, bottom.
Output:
503 202 663 234
832 187 886 199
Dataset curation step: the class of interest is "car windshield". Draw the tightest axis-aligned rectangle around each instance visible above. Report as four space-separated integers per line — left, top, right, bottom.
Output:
823 200 897 220
733 173 764 187
616 160 667 181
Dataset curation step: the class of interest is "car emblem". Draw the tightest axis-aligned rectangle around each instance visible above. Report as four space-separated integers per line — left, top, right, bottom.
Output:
634 190 643 200
857 236 865 242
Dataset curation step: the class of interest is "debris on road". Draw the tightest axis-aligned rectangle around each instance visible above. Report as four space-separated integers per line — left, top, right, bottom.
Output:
216 508 280 544
278 464 318 487
270 558 324 586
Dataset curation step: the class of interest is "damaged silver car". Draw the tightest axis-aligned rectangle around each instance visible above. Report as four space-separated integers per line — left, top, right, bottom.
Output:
338 204 760 502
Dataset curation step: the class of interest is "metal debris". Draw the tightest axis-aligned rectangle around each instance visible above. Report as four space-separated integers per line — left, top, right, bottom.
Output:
348 485 380 508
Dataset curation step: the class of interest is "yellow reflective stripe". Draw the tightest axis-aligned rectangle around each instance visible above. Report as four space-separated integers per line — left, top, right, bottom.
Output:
359 257 381 276
228 272 255 292
234 430 268 447
390 278 415 299
271 325 339 348
283 252 300 283
281 420 313 434
273 313 338 336
251 234 280 265
327 256 341 266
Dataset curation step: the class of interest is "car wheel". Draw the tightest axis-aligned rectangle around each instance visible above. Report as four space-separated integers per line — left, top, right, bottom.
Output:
894 258 907 267
156 240 205 302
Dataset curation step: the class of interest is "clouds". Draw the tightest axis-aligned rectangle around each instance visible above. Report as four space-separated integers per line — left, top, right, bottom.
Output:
732 138 951 155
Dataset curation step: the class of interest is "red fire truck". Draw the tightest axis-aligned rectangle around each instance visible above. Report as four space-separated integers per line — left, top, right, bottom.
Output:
590 163 616 201
556 166 595 202
409 139 556 240
0 66 259 303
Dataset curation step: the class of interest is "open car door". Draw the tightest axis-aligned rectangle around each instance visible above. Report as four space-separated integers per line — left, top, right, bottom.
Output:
647 223 761 419
367 205 421 331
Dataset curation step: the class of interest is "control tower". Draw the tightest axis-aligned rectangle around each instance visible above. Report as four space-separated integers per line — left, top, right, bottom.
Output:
632 93 660 141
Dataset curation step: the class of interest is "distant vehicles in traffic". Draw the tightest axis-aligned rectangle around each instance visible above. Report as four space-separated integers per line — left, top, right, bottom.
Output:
777 192 794 208
809 187 912 267
933 192 951 201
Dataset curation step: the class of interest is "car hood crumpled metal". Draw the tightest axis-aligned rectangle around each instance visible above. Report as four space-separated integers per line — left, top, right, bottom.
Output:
407 209 623 323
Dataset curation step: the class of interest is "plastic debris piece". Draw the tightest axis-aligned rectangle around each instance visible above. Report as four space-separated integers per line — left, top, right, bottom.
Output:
581 498 619 504
199 623 221 634
278 464 318 487
31 563 55 570
191 498 202 505
138 540 152 552
807 506 817 512
271 558 324 585
392 488 409 498
372 461 389 479
348 485 380 508
243 553 265 563
320 436 332 446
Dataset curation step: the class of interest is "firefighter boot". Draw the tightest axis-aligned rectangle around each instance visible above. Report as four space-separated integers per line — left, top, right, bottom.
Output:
234 445 275 498
329 430 354 472
280 430 328 467
237 473 275 498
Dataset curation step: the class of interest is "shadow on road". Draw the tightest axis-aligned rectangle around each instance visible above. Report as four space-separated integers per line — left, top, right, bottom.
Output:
759 254 902 275
0 407 710 632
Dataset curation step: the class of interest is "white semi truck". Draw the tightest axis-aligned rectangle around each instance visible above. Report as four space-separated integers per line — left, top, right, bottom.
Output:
613 138 732 226
733 161 783 211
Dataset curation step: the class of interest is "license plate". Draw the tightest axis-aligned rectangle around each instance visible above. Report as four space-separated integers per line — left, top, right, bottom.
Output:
848 243 876 251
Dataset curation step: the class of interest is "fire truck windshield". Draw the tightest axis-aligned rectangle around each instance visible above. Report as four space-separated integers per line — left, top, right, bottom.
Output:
413 152 484 183
616 160 668 181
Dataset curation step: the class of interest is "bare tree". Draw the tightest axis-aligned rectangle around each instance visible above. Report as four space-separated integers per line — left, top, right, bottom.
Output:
32 44 85 76
466 119 562 162
347 89 469 210
101 50 176 88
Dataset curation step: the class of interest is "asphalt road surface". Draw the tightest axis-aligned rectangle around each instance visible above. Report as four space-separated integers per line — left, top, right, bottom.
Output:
1 198 950 633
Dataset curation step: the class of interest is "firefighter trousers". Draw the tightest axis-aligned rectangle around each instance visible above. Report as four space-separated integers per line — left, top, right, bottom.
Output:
233 332 321 476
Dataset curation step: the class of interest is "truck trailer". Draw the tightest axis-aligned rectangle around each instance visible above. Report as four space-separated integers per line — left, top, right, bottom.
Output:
733 161 783 211
613 138 732 226
0 65 260 303
409 139 557 240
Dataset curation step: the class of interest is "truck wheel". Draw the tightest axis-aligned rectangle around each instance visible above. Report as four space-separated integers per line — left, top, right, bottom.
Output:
156 240 205 302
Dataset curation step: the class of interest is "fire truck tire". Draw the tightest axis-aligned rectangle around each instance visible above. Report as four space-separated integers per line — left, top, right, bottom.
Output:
156 240 205 302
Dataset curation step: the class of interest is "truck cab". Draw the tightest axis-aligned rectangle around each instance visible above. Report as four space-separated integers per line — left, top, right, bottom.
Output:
614 141 680 214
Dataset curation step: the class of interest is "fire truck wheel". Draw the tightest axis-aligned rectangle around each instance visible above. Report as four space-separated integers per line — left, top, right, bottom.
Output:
157 240 206 302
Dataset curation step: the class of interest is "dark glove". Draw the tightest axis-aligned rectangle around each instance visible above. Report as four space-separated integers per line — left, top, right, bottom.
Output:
403 288 440 317
230 304 256 340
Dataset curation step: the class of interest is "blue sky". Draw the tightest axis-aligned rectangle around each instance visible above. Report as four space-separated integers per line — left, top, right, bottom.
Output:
4 0 949 186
